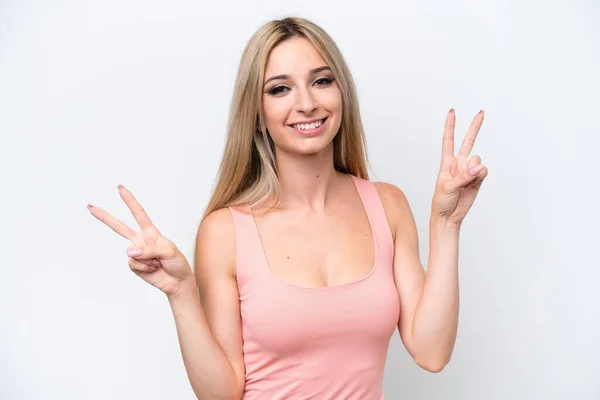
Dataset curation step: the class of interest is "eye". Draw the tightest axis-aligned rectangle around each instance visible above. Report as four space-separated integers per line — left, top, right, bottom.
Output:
267 86 289 96
314 77 334 86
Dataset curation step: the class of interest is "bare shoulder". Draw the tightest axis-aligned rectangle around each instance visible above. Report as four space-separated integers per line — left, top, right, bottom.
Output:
198 207 236 239
372 181 409 205
371 181 414 238
195 207 236 279
372 181 412 217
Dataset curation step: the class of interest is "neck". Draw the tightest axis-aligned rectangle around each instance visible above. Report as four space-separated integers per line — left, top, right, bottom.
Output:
273 144 343 212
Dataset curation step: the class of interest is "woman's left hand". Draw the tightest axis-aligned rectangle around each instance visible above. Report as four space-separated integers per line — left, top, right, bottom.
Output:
431 109 489 228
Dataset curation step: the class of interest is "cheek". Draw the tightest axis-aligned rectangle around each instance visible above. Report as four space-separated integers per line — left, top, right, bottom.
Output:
263 97 290 130
319 89 343 116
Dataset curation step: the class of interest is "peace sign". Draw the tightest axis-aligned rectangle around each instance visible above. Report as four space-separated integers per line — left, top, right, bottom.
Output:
431 109 489 227
87 185 193 296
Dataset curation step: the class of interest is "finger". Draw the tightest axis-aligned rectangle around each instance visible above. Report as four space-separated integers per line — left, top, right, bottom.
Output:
127 247 162 265
467 156 486 188
118 185 155 230
129 257 158 274
458 110 484 158
88 204 137 240
150 258 162 267
443 164 486 193
126 243 177 261
467 155 482 168
471 166 488 190
441 108 456 160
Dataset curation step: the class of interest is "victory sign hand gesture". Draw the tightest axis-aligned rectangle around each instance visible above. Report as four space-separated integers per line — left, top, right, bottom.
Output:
431 109 489 227
87 185 194 296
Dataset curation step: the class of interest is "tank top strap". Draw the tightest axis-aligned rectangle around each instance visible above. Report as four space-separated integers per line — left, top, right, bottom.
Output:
349 175 394 255
227 205 272 294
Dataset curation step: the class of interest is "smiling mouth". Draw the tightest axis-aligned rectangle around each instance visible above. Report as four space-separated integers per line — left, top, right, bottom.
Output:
290 117 327 130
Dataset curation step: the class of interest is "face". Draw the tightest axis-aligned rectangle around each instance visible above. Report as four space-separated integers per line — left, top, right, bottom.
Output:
261 36 342 156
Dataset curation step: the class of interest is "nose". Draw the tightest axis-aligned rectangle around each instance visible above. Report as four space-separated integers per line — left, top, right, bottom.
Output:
294 87 317 114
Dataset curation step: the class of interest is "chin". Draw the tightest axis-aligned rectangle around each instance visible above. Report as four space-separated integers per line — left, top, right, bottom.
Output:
287 136 335 156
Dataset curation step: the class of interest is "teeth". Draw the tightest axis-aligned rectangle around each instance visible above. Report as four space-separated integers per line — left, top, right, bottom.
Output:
293 119 323 130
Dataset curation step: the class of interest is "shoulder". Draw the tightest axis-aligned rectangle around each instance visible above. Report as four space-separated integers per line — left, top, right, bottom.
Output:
195 207 237 279
198 207 236 241
371 181 414 238
372 181 408 205
372 181 411 213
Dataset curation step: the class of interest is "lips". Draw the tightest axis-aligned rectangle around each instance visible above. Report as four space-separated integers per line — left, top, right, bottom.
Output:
289 117 328 137
289 117 327 129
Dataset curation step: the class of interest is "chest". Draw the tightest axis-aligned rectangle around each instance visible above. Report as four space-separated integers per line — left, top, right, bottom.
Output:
254 202 375 289
239 265 400 357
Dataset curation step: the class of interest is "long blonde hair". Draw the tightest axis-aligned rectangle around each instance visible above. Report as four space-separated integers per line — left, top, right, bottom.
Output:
202 17 369 219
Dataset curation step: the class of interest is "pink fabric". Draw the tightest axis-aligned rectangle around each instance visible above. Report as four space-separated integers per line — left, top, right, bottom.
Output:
228 174 399 399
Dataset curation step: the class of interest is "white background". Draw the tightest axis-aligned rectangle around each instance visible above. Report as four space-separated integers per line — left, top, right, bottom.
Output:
1 0 599 398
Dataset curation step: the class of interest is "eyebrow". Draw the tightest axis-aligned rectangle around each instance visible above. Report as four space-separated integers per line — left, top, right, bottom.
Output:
263 66 332 87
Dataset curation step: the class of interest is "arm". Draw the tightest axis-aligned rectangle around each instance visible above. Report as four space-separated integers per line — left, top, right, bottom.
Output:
374 182 458 373
168 208 245 399
378 110 488 372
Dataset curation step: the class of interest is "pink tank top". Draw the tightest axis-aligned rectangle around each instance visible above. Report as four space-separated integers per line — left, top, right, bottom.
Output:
228 174 400 400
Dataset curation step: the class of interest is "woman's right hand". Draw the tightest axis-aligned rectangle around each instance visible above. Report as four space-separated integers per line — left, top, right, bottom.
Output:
87 184 194 296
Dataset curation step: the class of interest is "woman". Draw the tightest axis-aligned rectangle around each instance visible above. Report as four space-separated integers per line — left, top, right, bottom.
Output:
88 16 487 400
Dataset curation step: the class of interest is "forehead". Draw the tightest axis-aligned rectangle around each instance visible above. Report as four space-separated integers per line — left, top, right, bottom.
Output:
264 36 328 77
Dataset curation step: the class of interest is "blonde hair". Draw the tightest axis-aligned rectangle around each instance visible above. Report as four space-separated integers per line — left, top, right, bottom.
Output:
202 17 369 219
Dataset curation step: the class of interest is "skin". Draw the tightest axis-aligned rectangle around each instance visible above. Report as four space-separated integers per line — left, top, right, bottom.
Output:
255 36 373 288
262 37 342 158
87 35 488 397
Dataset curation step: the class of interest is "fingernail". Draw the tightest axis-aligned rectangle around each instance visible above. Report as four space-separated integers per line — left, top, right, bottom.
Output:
87 204 93 210
127 248 143 257
118 184 124 190
469 165 484 175
449 108 455 113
